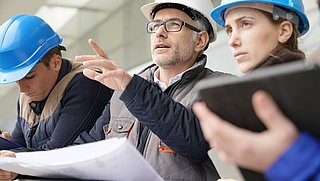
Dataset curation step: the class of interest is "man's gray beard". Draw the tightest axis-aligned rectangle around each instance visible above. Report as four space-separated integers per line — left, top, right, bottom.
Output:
156 58 180 69
154 47 194 69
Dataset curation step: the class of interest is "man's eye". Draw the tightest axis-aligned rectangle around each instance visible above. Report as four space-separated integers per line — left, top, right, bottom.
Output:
154 24 161 29
167 21 180 27
25 74 35 79
225 27 232 36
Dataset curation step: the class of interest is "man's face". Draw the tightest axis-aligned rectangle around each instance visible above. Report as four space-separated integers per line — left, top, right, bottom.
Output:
16 57 60 102
150 8 199 69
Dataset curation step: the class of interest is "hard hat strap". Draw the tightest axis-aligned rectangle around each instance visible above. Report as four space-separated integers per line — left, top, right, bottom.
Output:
58 45 66 51
273 6 299 30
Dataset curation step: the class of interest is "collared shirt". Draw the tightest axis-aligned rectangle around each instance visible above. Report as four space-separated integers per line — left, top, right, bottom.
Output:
153 61 200 91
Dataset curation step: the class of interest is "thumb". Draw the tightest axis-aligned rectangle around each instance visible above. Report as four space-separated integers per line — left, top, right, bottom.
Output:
193 102 222 124
88 39 109 59
252 90 291 130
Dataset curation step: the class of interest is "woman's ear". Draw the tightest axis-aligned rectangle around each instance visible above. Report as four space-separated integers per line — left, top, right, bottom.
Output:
278 21 293 44
195 31 209 52
50 54 62 71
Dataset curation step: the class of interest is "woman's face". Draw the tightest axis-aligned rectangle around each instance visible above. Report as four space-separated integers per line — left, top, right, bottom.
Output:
225 7 281 73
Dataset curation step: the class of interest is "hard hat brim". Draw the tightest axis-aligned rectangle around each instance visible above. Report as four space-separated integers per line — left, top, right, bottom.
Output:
0 60 38 83
141 2 159 21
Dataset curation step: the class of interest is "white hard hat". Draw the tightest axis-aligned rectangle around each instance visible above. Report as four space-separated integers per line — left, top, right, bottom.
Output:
141 0 217 43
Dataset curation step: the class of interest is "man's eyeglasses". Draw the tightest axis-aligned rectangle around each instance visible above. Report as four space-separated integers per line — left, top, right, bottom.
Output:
147 18 201 34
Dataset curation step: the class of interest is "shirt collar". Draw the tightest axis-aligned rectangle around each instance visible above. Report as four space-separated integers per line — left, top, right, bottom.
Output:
153 61 200 91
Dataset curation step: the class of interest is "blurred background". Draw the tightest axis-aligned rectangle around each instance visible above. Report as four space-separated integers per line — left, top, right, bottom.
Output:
0 0 319 132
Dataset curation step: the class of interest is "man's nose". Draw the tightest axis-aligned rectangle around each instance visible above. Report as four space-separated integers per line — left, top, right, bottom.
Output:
16 79 29 93
155 25 168 39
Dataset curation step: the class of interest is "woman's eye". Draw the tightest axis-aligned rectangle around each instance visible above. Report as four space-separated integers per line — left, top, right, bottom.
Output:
242 21 251 28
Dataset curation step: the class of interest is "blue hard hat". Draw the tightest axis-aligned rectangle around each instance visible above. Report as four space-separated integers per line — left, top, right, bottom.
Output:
0 14 63 83
211 0 309 36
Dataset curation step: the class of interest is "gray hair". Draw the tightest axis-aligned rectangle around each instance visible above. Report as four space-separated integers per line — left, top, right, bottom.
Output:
191 18 209 56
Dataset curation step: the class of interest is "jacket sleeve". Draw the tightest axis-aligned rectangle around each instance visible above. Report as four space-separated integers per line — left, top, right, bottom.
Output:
265 132 320 180
73 104 111 144
10 102 27 147
120 75 209 163
11 104 111 152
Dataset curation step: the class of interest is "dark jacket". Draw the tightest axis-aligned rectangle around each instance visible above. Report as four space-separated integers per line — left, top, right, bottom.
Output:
254 45 305 69
76 54 233 180
10 59 113 151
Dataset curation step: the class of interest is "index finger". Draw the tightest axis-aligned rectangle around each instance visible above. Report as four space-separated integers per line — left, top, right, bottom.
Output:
88 39 109 59
75 55 100 62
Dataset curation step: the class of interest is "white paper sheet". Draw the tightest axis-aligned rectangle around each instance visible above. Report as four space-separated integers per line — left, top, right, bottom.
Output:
0 138 163 181
208 149 244 181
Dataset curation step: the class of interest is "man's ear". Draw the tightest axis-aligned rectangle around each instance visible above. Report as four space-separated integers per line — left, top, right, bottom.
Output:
195 31 209 52
278 21 293 44
50 54 62 71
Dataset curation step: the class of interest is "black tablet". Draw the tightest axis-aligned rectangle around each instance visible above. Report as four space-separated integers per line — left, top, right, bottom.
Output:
197 61 320 138
0 137 22 150
197 61 320 181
